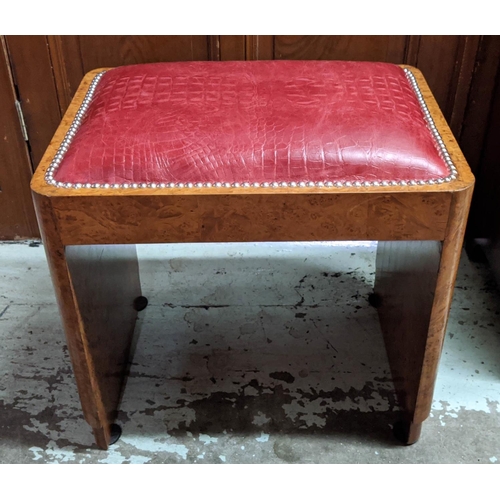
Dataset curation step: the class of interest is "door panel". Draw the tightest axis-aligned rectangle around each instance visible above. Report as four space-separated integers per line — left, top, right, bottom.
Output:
274 35 407 63
5 36 62 168
78 35 210 69
0 38 39 239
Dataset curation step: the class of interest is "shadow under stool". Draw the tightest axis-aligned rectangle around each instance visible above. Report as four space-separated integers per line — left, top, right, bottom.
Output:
31 60 474 449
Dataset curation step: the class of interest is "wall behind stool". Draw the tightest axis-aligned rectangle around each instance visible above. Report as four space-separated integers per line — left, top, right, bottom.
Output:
1 35 499 241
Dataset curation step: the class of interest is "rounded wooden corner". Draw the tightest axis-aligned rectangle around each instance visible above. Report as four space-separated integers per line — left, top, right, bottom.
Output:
84 67 112 80
404 66 475 189
31 68 114 195
400 63 421 75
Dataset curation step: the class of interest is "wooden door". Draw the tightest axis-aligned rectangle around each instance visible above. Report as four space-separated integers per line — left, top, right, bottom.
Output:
0 37 39 239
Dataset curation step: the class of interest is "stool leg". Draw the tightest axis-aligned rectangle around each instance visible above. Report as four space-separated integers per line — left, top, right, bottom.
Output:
393 420 422 445
374 188 473 444
33 195 142 450
65 244 142 448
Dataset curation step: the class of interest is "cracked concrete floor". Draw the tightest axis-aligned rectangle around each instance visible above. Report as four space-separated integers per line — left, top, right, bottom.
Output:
0 241 499 464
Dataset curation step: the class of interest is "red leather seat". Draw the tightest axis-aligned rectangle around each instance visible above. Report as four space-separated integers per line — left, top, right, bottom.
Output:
49 60 453 189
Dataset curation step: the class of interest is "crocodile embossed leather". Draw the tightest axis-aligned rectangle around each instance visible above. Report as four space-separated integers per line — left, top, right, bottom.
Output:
50 61 453 188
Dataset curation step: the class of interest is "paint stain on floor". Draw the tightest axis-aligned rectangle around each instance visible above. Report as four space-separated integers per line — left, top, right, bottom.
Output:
1 241 499 463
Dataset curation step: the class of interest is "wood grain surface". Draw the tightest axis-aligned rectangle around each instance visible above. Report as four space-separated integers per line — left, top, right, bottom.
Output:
0 37 39 239
246 35 273 60
374 186 473 442
219 36 245 61
375 240 442 438
65 243 142 447
32 193 107 434
47 36 85 115
33 192 142 449
78 35 210 69
414 188 474 422
48 192 451 246
274 36 407 63
4 36 62 167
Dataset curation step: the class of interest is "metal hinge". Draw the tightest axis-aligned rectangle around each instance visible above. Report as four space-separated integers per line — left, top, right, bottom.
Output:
14 100 29 142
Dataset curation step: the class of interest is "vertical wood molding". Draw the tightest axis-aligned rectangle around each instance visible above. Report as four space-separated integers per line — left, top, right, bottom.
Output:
208 35 221 61
408 35 475 131
47 35 70 112
448 36 481 136
405 36 421 66
47 35 85 114
246 35 274 60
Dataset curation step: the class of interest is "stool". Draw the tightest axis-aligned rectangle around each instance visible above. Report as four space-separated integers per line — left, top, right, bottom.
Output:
31 61 474 450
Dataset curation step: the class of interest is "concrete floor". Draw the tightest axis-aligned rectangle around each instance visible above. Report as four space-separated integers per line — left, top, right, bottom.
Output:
0 240 499 464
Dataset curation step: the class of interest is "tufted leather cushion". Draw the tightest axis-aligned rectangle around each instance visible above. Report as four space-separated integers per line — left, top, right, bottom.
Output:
51 61 451 187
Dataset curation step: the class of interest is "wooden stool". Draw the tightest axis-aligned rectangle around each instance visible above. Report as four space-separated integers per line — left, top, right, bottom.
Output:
31 61 474 450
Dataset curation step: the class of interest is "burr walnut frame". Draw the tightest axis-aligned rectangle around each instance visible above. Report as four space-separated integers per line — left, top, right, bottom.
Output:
31 65 474 449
